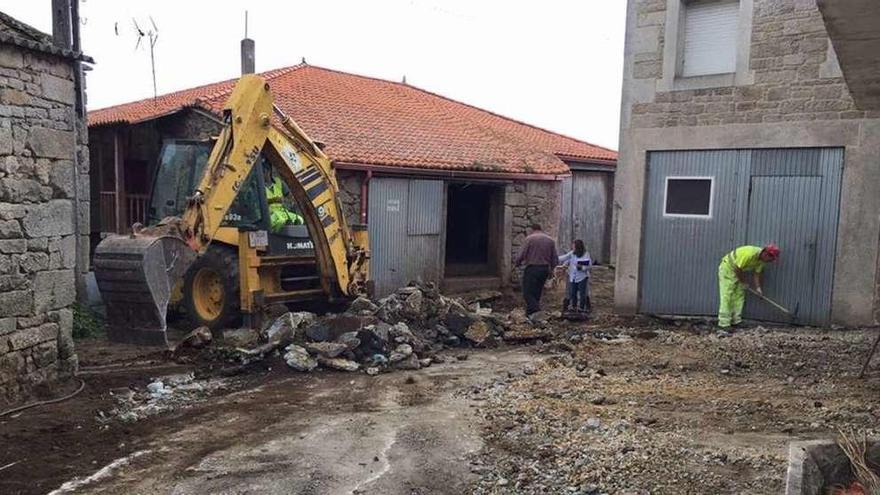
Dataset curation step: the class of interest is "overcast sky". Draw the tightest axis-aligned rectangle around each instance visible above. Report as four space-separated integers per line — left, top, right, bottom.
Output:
1 0 626 149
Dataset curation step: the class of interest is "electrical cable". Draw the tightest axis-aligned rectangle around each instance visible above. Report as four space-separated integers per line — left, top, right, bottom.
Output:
0 379 86 418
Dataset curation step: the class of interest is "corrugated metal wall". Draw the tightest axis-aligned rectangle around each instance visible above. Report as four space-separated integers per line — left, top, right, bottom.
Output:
641 148 843 325
641 150 746 315
368 178 445 297
742 148 843 324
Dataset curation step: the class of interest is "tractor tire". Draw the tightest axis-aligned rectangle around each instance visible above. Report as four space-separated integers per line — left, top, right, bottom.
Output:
182 245 241 331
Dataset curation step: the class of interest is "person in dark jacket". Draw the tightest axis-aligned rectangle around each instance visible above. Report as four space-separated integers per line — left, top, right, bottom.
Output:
514 224 558 317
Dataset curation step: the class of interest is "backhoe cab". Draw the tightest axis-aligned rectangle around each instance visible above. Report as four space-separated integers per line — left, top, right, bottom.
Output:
93 75 370 346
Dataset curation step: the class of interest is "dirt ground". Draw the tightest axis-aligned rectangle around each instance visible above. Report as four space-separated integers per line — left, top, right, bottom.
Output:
1 267 879 494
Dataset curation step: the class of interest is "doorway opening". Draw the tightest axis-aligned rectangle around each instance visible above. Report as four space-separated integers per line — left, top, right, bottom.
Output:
444 183 503 280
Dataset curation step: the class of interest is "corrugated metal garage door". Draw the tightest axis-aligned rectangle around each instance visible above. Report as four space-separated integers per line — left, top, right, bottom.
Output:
641 148 843 325
368 177 445 297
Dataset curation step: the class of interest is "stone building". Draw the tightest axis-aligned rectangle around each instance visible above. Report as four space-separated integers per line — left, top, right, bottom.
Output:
88 64 616 296
616 0 880 326
0 9 91 404
817 1 880 322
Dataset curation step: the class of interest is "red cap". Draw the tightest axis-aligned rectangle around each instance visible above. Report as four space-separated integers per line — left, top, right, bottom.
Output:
762 243 780 260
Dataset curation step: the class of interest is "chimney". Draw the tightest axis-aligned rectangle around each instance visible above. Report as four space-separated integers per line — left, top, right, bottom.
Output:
51 0 73 48
241 11 255 74
241 38 255 74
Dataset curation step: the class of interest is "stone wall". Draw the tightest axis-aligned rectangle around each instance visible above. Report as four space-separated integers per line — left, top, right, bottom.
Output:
876 234 880 326
155 108 222 140
627 0 874 128
0 43 85 404
506 180 561 284
335 170 363 227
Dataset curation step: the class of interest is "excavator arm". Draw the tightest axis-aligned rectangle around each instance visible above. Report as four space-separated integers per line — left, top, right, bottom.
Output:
94 75 369 345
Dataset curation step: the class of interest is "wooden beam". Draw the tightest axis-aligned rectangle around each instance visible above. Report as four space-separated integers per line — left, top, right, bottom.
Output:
51 0 73 48
113 129 126 233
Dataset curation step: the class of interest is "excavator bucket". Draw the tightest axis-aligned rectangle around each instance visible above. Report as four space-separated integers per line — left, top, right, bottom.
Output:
93 234 197 346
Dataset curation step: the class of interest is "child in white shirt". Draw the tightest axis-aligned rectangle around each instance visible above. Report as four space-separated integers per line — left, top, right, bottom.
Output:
558 239 592 313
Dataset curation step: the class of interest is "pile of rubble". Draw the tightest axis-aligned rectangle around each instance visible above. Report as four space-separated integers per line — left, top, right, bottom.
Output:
98 372 233 423
223 283 554 375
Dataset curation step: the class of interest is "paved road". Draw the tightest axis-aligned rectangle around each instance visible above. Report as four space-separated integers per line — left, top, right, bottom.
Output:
68 349 534 495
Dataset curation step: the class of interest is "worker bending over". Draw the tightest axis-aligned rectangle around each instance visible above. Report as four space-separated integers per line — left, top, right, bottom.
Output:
265 173 304 232
718 244 780 329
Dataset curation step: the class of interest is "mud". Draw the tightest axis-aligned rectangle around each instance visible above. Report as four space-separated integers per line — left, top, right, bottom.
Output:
3 267 879 494
2 346 536 495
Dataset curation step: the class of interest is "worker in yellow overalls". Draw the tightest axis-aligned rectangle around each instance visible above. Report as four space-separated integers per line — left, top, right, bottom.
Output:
717 244 780 328
265 174 304 232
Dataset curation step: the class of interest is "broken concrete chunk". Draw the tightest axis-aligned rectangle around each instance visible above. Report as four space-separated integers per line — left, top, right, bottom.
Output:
472 303 492 317
221 327 260 347
389 343 415 364
306 314 369 342
175 326 212 351
365 353 389 367
318 356 360 372
356 325 390 356
303 341 349 358
376 294 404 323
464 320 492 345
444 310 476 336
402 289 423 316
528 311 550 326
162 372 195 387
393 354 421 370
366 367 380 376
508 308 529 325
283 344 318 372
349 296 379 314
336 331 361 351
267 312 315 343
418 358 432 368
390 322 416 344
146 381 165 394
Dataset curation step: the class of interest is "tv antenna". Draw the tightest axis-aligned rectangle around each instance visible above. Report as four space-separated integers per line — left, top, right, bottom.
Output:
133 16 159 98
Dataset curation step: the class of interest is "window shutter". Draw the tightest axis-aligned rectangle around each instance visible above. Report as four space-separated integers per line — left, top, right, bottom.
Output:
682 0 739 77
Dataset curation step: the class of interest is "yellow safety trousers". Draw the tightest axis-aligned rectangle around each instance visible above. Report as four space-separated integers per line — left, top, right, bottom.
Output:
718 261 745 328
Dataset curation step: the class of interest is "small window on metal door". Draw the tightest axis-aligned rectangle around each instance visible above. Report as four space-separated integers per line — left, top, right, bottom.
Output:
663 177 713 218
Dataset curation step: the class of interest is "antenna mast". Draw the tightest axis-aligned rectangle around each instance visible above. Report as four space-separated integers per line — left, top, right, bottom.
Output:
133 17 160 98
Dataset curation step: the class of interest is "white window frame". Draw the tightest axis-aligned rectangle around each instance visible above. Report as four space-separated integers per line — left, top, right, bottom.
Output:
662 176 715 219
680 0 739 77
659 0 755 91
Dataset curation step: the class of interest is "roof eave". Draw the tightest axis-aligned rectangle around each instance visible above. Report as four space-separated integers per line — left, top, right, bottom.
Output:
333 161 568 181
0 34 93 63
556 154 617 167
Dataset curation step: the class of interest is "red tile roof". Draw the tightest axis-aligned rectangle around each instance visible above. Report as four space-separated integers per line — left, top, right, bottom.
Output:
88 64 617 175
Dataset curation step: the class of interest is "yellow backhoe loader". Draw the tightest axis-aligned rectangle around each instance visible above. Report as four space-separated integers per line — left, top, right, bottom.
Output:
93 75 370 346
